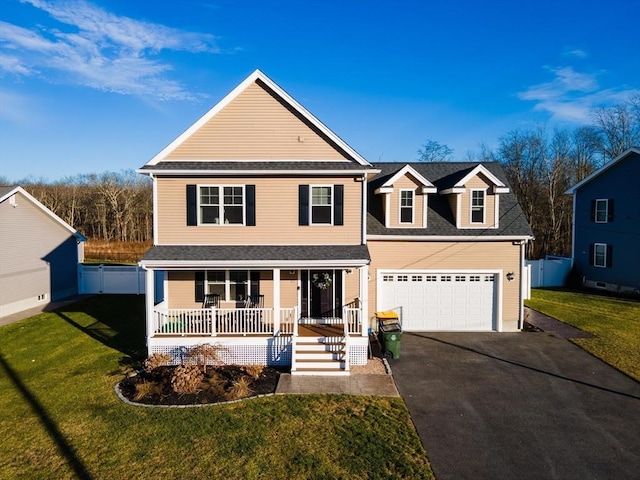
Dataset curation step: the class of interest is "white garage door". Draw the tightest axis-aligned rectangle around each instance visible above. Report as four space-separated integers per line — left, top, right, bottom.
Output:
377 272 496 331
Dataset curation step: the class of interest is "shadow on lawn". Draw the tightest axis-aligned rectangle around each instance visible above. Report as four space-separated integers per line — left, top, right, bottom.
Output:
55 294 147 364
0 353 93 479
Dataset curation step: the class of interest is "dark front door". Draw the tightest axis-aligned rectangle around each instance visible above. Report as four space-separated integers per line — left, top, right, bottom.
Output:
301 270 342 318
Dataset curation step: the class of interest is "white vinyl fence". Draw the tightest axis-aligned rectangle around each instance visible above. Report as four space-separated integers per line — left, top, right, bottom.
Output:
525 256 572 288
78 265 164 302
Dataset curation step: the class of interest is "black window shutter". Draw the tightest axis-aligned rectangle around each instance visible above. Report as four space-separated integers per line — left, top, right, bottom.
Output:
590 200 595 222
246 185 256 226
334 185 344 226
299 185 309 226
187 185 197 226
195 271 205 302
606 245 613 267
589 244 594 266
607 199 614 222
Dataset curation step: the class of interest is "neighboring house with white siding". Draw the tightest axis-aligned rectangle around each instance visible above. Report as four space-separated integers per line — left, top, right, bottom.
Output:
0 186 86 318
137 70 533 375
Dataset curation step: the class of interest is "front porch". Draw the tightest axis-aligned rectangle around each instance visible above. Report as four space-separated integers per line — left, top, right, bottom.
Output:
147 303 368 375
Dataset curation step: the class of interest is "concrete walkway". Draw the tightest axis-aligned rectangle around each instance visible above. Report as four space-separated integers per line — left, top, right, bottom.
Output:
275 372 399 396
0 295 93 327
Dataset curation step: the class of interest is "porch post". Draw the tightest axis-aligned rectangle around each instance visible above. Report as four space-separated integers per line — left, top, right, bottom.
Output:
273 268 281 335
144 267 155 352
359 265 369 336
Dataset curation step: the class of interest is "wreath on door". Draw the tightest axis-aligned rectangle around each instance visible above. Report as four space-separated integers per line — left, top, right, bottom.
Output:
312 273 333 290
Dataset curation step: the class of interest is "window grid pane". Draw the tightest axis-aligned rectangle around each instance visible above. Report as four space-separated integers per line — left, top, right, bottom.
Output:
312 187 331 206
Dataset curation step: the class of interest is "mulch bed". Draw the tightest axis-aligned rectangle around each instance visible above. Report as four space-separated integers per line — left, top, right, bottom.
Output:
119 365 282 406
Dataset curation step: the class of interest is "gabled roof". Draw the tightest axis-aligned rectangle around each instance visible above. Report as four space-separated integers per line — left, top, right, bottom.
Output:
0 186 87 242
368 162 533 238
375 164 437 194
439 163 509 194
565 147 640 194
142 69 373 170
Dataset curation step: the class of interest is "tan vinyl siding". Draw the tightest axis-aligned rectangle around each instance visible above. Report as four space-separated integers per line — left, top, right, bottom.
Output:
344 270 360 305
458 174 497 228
157 176 362 245
167 271 198 308
167 81 351 161
367 240 522 331
280 271 299 309
388 174 424 228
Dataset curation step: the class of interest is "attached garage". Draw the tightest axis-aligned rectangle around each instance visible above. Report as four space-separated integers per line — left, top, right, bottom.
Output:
377 271 498 331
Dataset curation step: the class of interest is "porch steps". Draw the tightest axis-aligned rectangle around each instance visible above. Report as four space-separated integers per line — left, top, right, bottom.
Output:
292 337 349 376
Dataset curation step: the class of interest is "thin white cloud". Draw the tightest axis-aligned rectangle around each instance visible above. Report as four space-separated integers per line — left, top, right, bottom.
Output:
0 0 220 100
563 47 588 59
518 66 639 123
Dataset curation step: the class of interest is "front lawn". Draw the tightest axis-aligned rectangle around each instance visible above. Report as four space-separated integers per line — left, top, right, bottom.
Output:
0 295 433 479
525 289 640 381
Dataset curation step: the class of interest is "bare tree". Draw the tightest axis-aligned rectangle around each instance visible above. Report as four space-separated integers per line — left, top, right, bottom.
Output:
417 139 454 162
592 95 640 160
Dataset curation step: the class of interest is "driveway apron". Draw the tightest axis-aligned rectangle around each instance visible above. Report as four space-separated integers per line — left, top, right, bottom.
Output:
391 332 640 480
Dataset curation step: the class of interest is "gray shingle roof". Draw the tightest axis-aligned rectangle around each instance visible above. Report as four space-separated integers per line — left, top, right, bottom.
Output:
141 244 370 263
139 161 376 172
368 162 533 238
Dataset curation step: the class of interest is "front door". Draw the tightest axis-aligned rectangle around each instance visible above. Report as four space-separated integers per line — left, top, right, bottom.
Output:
301 270 342 318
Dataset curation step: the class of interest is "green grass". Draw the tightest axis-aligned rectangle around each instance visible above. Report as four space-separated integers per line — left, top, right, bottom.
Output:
0 295 433 480
525 289 640 381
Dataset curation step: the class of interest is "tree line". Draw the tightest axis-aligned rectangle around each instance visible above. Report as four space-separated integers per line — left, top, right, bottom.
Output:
6 170 153 243
419 95 640 258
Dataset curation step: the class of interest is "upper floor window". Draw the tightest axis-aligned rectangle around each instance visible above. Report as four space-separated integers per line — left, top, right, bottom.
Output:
186 184 255 227
311 185 333 224
471 190 485 223
399 190 414 223
298 184 344 226
593 199 612 223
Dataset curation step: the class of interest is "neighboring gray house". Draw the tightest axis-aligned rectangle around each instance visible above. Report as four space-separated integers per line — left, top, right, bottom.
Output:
0 186 86 318
565 147 640 295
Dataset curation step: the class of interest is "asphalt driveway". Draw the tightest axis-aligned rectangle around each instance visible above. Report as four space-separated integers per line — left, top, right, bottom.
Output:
390 332 640 480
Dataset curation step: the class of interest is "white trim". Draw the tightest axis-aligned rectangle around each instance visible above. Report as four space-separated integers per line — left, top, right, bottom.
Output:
384 192 391 228
0 186 86 242
367 234 533 241
456 194 461 229
494 194 500 228
570 194 576 267
138 168 379 176
440 187 466 195
140 259 370 269
470 189 486 224
197 184 246 226
594 198 609 223
144 69 372 167
380 164 436 190
151 173 158 243
565 147 640 194
454 164 508 190
272 268 281 334
375 186 394 194
594 243 607 268
398 189 415 225
422 193 428 228
362 176 368 244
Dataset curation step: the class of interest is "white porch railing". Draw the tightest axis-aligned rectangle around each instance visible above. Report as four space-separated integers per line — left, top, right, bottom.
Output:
153 306 300 336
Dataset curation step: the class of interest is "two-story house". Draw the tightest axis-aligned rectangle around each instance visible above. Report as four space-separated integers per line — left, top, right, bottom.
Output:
565 147 640 295
138 70 533 375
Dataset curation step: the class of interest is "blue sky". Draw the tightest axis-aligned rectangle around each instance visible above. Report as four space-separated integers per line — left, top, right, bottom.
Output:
1 0 639 182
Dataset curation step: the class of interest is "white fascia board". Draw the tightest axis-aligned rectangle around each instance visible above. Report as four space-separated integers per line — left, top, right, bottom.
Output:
137 168 377 176
367 234 534 242
375 186 394 194
422 186 438 194
140 259 370 269
493 187 510 194
1 186 87 241
455 164 507 188
565 147 640 194
439 187 466 195
381 164 436 189
144 69 372 167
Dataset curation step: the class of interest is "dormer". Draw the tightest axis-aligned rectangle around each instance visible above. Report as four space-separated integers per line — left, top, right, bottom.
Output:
374 165 437 228
439 164 509 229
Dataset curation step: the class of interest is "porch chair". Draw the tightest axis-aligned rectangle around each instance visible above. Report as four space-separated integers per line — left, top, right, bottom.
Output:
202 293 220 308
243 295 265 329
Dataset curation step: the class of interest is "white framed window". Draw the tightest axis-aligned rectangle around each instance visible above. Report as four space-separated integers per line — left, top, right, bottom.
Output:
310 185 333 225
594 243 607 268
399 189 414 224
471 189 485 223
206 270 258 302
199 185 245 225
595 199 608 223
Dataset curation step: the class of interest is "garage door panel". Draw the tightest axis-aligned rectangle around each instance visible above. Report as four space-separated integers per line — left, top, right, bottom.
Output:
378 272 496 331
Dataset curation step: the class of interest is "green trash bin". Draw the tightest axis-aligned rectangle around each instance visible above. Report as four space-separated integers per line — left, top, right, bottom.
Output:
379 320 402 359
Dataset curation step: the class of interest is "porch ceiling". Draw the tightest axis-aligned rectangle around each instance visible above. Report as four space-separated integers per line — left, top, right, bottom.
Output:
140 244 370 268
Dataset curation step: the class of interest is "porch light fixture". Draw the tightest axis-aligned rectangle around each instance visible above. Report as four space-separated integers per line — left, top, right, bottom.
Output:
506 272 515 281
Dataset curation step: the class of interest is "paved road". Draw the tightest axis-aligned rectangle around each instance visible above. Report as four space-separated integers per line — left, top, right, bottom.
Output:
391 332 640 480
